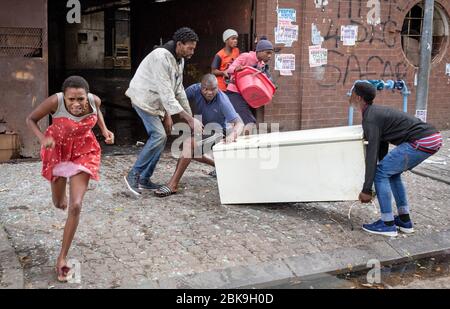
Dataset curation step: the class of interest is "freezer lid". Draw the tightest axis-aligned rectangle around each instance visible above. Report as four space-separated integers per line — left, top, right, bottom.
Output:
214 125 364 151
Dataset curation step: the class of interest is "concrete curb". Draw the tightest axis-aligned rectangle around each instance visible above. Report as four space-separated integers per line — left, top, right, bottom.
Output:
126 229 450 289
0 225 24 289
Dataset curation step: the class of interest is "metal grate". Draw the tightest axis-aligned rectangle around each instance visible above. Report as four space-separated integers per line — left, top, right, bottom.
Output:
0 27 43 58
401 3 449 66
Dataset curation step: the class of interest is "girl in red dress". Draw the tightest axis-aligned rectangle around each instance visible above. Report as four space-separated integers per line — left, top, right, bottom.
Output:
26 76 114 282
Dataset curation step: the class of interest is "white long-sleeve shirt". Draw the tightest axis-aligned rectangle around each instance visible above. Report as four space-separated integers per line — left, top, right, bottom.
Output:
125 46 192 117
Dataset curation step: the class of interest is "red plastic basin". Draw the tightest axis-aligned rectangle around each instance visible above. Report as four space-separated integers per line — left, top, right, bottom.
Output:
235 66 276 108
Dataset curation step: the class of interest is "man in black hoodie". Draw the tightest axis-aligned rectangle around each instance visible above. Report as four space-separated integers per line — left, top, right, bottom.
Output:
350 82 442 237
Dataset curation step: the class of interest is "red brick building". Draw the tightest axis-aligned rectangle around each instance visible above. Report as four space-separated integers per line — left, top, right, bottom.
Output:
257 0 450 131
1 0 449 157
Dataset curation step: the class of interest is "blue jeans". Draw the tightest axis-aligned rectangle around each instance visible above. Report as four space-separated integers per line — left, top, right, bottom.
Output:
374 143 433 222
131 105 167 183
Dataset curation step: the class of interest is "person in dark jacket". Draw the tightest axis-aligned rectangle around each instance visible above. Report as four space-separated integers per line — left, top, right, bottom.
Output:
350 82 443 237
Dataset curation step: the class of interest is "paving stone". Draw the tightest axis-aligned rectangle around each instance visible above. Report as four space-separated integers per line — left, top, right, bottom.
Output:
1 145 449 288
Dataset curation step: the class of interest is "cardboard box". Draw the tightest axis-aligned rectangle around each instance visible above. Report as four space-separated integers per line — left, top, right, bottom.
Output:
0 133 20 162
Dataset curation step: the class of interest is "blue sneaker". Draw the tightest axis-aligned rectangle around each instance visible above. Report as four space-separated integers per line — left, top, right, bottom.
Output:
362 220 398 237
124 171 141 197
139 179 163 191
394 216 415 234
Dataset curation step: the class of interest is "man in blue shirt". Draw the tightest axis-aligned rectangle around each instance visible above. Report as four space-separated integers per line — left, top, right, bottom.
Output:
155 74 244 197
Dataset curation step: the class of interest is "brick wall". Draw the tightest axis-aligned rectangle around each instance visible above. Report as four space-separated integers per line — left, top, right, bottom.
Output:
256 0 450 131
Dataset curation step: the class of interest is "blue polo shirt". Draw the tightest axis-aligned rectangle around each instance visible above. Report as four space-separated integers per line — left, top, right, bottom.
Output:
185 83 240 130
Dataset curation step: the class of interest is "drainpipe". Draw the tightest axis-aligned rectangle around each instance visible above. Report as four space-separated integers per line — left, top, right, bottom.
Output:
401 81 410 113
415 0 434 122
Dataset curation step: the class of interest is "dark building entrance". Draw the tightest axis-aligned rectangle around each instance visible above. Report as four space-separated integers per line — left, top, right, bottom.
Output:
48 0 255 147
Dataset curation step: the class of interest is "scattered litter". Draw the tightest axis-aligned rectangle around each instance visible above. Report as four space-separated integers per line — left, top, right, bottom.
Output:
0 188 10 193
19 256 31 264
136 141 145 147
52 224 64 230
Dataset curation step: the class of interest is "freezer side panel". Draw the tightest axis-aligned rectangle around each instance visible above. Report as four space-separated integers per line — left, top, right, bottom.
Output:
214 140 365 204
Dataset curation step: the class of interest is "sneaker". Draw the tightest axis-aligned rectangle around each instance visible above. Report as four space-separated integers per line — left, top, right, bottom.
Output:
139 180 163 191
124 171 141 196
394 216 415 234
362 220 398 237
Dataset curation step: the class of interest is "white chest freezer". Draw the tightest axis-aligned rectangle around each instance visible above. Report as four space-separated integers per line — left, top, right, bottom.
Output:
213 125 366 205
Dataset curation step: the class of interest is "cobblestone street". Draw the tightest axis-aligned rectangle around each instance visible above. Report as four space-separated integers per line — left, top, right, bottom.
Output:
1 135 449 289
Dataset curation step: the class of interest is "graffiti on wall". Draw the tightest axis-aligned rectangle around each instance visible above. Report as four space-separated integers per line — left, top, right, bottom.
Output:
315 0 411 88
318 51 408 87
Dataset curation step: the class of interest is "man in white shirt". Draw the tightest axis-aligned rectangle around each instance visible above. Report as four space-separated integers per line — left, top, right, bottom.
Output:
124 27 204 196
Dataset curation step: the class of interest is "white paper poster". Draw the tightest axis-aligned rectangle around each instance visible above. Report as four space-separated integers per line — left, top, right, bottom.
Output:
277 8 296 25
275 54 296 72
275 24 299 45
341 25 358 46
275 7 299 47
309 45 328 67
315 0 329 8
311 23 324 45
446 63 450 76
415 110 427 123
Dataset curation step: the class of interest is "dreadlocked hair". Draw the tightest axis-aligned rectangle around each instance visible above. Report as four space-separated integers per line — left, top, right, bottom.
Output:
173 27 199 44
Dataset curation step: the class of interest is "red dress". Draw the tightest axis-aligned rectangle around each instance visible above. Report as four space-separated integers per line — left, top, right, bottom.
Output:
41 93 101 182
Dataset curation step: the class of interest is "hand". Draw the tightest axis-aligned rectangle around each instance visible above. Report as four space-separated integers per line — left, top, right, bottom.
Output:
234 65 244 73
41 137 55 149
359 192 373 204
224 131 238 144
222 71 230 79
103 130 115 145
188 117 204 135
163 114 174 135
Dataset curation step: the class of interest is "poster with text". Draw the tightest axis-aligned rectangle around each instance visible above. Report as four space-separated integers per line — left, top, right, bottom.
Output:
277 8 296 25
275 54 296 71
275 24 299 45
341 25 358 46
309 45 328 67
